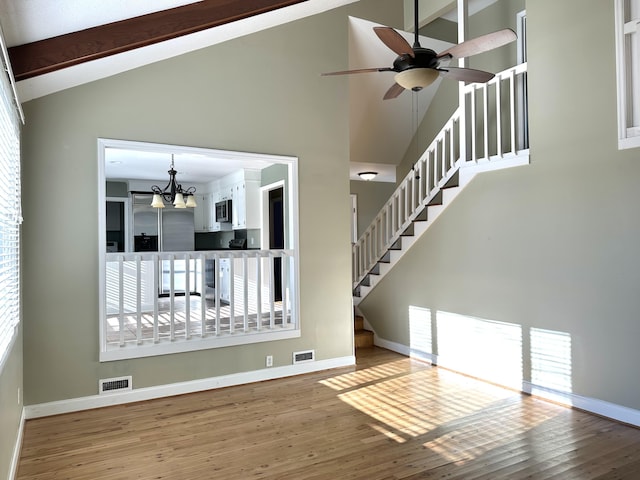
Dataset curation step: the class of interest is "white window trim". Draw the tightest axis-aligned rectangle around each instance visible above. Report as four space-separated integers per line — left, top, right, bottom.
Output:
615 0 640 149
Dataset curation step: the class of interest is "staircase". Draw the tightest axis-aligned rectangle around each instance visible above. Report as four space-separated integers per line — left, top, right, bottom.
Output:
354 311 374 349
352 63 530 306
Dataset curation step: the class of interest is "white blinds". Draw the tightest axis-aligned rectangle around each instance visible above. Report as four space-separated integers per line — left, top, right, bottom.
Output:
0 42 22 369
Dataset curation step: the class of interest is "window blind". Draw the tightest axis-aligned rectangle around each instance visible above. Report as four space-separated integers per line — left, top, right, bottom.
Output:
0 33 22 369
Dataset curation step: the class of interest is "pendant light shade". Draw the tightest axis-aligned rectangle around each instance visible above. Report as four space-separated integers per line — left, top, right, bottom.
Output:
151 193 165 208
185 195 198 208
173 192 187 208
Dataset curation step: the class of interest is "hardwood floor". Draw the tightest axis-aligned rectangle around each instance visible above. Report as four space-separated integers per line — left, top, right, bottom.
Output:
16 348 640 479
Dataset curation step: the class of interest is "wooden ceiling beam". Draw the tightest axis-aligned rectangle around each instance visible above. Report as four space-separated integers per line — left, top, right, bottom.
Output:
8 0 307 82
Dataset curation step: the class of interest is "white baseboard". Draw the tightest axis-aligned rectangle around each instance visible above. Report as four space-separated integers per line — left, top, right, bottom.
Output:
9 408 25 480
523 381 640 427
376 336 640 428
24 355 355 419
374 336 437 365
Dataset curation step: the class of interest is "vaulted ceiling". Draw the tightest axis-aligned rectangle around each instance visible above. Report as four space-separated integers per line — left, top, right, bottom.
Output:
6 0 310 82
0 0 491 183
0 0 359 101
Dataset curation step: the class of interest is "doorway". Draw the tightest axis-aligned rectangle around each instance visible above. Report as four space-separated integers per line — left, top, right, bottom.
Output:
269 187 284 302
105 196 130 252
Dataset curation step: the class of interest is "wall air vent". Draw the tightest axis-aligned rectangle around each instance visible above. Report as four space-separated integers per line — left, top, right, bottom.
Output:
293 350 315 364
99 376 132 394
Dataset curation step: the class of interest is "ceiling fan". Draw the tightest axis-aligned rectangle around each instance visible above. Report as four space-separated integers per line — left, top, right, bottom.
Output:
321 0 517 100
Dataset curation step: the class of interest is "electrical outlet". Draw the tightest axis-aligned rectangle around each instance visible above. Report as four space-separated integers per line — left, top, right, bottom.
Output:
266 355 273 367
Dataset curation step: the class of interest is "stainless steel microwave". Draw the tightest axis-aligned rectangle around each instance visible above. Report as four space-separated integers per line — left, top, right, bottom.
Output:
215 199 232 223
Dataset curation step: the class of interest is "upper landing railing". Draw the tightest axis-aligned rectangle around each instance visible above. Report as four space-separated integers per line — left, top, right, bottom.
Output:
352 63 529 289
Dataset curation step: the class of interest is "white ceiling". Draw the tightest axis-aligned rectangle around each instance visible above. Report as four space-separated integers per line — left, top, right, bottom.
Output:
104 145 276 184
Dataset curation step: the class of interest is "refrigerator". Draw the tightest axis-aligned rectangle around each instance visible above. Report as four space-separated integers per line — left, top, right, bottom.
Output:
132 193 194 252
132 193 196 295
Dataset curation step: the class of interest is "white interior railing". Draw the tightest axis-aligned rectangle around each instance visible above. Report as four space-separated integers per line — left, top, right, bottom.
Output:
103 249 296 356
353 63 529 289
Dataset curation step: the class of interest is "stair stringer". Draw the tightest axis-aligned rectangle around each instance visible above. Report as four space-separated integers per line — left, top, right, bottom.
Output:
353 156 528 305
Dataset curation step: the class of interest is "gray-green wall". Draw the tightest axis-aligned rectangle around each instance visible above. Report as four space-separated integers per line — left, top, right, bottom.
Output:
350 180 397 238
360 0 640 411
19 0 402 405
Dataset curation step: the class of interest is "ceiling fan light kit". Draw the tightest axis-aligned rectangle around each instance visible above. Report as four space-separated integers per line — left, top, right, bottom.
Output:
321 0 517 100
358 171 378 181
395 68 439 91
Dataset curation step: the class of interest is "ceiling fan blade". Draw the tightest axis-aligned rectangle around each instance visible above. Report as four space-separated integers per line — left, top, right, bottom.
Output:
321 67 393 76
439 66 495 83
383 82 405 100
437 28 516 59
373 27 415 58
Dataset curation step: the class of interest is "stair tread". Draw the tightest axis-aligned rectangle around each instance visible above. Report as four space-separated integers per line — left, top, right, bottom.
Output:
354 328 374 348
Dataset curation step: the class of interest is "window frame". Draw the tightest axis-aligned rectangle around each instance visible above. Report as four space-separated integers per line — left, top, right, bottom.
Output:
615 0 640 149
0 27 23 372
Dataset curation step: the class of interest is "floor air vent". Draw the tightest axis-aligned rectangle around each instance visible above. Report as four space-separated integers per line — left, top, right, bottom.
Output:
293 350 315 364
99 376 132 394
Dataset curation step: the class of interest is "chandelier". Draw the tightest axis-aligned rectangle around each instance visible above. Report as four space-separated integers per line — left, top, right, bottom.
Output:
150 154 197 209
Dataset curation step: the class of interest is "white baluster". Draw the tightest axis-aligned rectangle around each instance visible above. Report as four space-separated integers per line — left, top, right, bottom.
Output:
256 253 262 331
482 83 489 160
200 254 207 338
496 77 503 158
184 253 191 340
509 69 516 155
214 253 221 335
153 255 159 343
269 252 275 329
169 255 175 341
242 254 249 332
118 255 124 347
471 87 477 162
136 255 142 344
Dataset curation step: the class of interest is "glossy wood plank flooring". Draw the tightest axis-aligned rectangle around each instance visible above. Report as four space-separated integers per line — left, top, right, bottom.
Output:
17 348 640 479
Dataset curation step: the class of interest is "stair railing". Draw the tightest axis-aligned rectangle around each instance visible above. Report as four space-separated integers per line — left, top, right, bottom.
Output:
352 109 460 288
461 62 529 164
352 63 529 290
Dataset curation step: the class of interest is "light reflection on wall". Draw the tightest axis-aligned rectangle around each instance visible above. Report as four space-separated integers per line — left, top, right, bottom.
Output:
436 311 523 390
530 327 572 394
406 306 574 403
409 305 432 358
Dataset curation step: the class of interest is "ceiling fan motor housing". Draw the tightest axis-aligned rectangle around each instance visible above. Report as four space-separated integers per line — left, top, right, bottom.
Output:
392 48 439 73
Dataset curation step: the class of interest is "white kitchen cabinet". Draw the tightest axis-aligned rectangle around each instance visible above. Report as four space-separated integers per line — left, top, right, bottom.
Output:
194 192 232 232
230 172 261 230
193 194 210 232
